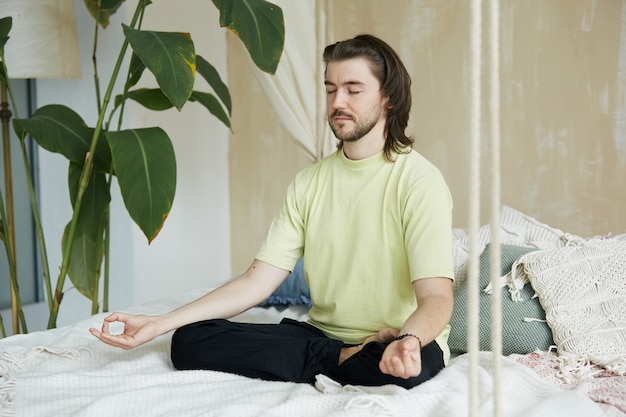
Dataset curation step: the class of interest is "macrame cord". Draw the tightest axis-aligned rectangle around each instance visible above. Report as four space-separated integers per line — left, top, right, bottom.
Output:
468 0 503 416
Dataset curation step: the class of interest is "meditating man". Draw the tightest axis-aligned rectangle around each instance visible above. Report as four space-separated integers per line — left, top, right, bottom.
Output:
91 34 455 389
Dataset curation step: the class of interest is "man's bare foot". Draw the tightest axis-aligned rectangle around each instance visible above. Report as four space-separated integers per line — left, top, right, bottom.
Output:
338 328 400 365
338 346 360 365
376 327 400 343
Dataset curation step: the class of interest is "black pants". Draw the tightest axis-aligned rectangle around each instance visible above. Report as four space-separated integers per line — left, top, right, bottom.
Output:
170 318 444 389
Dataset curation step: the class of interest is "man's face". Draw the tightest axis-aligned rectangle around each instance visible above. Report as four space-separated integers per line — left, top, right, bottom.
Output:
325 58 387 143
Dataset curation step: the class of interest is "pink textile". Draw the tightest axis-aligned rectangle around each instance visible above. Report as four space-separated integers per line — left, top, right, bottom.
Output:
514 351 626 415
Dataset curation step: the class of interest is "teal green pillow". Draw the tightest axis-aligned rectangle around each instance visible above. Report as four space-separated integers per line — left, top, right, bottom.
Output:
448 244 554 355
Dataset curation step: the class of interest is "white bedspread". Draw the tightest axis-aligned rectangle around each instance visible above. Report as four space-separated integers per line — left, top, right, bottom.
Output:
0 288 609 417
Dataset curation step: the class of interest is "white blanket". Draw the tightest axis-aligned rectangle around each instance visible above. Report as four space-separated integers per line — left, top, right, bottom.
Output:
0 289 609 417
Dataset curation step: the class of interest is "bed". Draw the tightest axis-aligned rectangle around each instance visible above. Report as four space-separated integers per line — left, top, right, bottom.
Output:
1 206 625 417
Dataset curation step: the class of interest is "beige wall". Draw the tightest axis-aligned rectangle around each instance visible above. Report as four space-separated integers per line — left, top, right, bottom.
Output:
227 34 311 273
229 0 626 273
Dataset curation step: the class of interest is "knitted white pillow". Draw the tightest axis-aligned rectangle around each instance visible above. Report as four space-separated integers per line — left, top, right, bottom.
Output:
511 239 626 379
452 205 578 293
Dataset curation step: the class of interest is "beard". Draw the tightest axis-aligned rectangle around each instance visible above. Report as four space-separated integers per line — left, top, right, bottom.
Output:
328 105 383 143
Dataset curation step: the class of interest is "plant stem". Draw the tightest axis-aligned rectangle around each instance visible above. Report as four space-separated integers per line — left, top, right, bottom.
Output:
1 81 20 334
92 12 102 115
0 173 25 334
18 136 53 309
0 313 5 338
47 2 148 329
103 196 111 312
1 62 52 332
4 78 55 309
91 251 101 315
91 206 108 315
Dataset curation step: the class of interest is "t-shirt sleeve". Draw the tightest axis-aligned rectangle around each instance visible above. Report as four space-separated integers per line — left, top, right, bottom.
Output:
403 171 455 281
255 178 305 272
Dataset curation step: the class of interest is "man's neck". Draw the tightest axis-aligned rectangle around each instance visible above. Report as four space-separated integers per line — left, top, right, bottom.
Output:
341 124 386 161
342 140 384 160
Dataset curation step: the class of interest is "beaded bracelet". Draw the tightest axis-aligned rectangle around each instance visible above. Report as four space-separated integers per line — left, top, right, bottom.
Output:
395 333 423 350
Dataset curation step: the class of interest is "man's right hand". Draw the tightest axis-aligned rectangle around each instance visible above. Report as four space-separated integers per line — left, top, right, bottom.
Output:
89 312 163 350
89 259 291 350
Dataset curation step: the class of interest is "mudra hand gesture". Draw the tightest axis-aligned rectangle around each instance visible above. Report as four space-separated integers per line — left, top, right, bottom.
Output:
89 312 163 350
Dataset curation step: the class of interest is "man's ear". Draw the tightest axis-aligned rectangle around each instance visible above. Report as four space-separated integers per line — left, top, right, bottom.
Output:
383 95 392 110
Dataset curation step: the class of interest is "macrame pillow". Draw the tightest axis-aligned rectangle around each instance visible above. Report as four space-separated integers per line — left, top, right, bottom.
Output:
448 244 554 355
452 205 577 293
511 239 626 377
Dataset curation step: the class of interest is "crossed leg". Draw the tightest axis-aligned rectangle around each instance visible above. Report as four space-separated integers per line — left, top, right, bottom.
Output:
170 319 444 389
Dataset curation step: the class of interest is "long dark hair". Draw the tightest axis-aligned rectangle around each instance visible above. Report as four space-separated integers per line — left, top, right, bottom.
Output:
323 34 413 161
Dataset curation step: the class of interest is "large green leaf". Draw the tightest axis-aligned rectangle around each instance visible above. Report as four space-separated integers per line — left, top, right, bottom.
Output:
83 0 128 29
211 0 284 74
116 88 173 111
118 88 231 129
123 25 195 111
107 128 176 243
190 91 231 129
196 55 231 115
0 16 12 83
0 65 7 84
63 222 103 301
68 162 111 244
14 105 112 173
0 16 11 53
0 65 9 82
124 52 147 90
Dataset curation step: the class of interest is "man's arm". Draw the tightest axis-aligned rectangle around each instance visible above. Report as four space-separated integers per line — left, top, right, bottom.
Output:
378 276 454 378
89 259 290 349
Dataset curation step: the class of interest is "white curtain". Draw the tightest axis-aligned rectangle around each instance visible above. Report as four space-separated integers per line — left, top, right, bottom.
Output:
1 0 81 79
246 0 336 162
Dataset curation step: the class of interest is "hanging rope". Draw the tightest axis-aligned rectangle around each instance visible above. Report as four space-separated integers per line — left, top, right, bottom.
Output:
489 0 502 417
488 0 503 416
469 0 502 416
467 0 482 415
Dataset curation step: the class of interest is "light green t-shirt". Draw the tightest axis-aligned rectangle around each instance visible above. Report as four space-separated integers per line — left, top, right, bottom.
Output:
256 149 454 362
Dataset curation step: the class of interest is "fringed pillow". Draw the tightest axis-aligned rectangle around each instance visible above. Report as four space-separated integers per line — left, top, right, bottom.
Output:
449 244 554 355
508 239 626 379
452 205 580 293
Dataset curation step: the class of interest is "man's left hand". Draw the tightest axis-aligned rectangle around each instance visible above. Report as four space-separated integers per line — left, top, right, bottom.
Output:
379 336 422 379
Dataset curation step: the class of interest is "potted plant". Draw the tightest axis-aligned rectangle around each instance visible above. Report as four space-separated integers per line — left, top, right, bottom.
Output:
0 0 284 335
